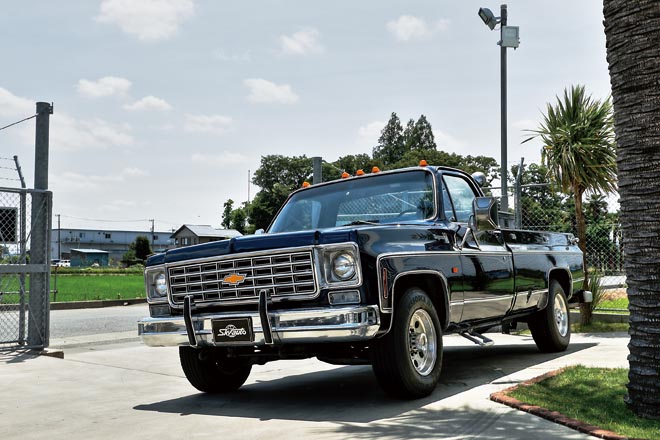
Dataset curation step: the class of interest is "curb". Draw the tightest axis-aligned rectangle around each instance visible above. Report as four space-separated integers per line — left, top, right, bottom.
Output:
51 298 147 310
490 369 631 440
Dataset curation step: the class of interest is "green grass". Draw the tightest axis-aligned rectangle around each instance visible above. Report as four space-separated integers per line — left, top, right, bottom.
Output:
508 365 660 439
51 273 145 302
571 321 629 333
599 297 629 310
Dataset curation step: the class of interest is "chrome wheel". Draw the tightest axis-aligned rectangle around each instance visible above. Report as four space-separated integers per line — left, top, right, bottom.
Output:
554 293 569 337
408 309 437 376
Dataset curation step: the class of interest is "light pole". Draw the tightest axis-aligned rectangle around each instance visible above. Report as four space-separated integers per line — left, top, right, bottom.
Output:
478 5 519 215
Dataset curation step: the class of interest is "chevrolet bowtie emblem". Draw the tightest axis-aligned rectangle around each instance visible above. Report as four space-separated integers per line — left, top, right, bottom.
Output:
223 273 246 285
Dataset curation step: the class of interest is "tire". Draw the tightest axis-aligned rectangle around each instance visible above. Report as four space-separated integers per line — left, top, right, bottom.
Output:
179 346 252 393
528 280 571 353
372 287 443 399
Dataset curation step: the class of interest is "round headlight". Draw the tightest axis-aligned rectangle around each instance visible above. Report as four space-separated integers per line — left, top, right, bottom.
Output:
154 272 168 297
332 253 356 281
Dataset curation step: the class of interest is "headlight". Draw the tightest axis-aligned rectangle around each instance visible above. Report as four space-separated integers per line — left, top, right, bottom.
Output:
154 272 168 296
332 253 356 281
145 268 168 302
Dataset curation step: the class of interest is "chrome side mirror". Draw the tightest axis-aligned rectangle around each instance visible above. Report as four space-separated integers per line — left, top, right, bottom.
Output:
471 172 487 187
254 228 265 235
473 197 499 231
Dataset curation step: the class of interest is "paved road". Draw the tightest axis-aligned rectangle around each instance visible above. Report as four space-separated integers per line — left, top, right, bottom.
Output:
49 303 147 347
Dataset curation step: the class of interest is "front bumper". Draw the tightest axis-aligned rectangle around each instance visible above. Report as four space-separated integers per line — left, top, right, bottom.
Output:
138 304 381 347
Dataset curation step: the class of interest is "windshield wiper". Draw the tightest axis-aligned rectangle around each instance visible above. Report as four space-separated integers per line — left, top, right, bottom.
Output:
342 219 381 226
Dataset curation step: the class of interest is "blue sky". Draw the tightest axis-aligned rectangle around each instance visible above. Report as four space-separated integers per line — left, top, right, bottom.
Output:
0 0 611 232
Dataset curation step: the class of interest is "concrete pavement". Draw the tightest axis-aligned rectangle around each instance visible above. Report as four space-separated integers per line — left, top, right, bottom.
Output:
0 332 629 440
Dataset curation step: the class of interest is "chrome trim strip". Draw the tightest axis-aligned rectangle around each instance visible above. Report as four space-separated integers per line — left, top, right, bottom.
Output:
138 305 381 347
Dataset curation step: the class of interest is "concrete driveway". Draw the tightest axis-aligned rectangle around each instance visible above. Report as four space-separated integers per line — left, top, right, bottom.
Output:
0 332 628 440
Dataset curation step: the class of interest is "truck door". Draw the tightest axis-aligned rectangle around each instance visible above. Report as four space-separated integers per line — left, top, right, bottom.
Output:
442 174 514 321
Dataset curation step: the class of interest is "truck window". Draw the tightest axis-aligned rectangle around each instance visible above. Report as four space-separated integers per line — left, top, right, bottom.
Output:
443 175 477 223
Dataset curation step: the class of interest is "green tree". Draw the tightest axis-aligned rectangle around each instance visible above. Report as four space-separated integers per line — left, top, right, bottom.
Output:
230 204 248 234
134 236 152 262
373 112 405 165
323 154 382 180
512 163 569 231
392 149 499 183
403 114 436 152
221 199 234 229
525 84 617 325
604 0 660 418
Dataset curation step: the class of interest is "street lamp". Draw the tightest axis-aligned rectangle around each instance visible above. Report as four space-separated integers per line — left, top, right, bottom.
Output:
478 4 520 218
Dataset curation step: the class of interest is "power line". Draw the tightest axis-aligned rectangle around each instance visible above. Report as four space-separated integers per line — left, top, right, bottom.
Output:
0 114 38 132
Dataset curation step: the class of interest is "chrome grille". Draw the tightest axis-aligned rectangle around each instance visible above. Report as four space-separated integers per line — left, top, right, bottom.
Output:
168 250 317 305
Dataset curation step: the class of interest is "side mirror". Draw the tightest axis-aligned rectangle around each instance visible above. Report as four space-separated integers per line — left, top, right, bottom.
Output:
471 172 487 188
254 228 265 235
473 197 499 231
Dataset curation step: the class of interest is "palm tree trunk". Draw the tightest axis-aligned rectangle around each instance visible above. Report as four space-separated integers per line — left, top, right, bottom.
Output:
604 0 660 419
574 188 592 325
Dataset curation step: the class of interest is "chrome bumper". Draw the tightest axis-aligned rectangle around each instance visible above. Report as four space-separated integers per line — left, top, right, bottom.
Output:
138 304 381 347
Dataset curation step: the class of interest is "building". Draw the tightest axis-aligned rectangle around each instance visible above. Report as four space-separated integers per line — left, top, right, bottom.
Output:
170 225 242 248
51 228 176 263
70 249 110 267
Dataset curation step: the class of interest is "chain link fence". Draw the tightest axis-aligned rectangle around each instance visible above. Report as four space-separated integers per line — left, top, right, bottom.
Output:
0 187 52 349
492 182 626 294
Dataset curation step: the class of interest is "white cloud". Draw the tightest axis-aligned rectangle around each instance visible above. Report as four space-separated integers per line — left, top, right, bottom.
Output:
213 49 252 62
121 167 149 177
432 128 463 152
183 114 233 134
0 87 33 116
123 96 172 111
244 78 299 104
387 15 449 41
96 0 195 42
52 115 135 151
76 76 132 98
191 151 249 166
280 27 322 55
357 120 385 146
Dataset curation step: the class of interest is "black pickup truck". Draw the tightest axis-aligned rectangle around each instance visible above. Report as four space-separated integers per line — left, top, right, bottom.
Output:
139 164 589 398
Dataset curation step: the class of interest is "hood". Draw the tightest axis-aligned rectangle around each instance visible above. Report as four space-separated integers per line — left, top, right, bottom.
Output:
147 228 359 266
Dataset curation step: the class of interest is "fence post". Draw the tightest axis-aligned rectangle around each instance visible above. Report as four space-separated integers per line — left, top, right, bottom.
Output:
27 102 53 348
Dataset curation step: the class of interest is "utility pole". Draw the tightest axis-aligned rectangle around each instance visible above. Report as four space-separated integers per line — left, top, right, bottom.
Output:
56 214 61 260
312 157 322 184
28 101 53 348
149 219 155 248
499 4 508 212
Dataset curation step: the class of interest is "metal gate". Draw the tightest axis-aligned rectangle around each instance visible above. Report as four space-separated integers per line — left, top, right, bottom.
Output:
0 187 52 349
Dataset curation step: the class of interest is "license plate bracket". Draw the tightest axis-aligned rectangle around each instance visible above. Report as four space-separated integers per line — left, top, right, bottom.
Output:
212 317 254 343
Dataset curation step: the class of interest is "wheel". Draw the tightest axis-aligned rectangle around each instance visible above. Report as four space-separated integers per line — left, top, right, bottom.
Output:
179 346 252 393
372 287 443 399
528 280 571 353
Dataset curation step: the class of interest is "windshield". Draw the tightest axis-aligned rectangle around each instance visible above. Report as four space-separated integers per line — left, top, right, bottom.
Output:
269 170 436 233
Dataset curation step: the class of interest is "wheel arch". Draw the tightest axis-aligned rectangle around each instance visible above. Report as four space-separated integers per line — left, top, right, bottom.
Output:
545 268 572 309
391 271 450 330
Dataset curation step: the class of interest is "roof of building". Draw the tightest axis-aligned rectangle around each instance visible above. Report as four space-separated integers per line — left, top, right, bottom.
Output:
170 224 243 239
70 248 110 254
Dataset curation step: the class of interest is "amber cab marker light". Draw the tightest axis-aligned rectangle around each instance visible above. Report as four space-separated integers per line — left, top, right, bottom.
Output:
302 181 311 188
341 172 350 179
372 166 381 173
419 159 428 167
356 169 365 176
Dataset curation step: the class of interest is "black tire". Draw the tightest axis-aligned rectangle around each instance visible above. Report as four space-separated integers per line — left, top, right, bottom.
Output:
179 346 252 393
372 287 443 399
528 280 571 353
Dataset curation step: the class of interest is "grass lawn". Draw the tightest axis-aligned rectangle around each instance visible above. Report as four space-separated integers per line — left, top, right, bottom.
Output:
508 365 660 439
51 273 145 302
599 296 629 310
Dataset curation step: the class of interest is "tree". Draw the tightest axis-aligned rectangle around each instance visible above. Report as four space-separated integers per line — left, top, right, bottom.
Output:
221 199 234 229
122 235 152 266
604 0 660 419
373 112 405 165
525 84 617 325
404 114 436 152
134 236 152 261
230 204 248 234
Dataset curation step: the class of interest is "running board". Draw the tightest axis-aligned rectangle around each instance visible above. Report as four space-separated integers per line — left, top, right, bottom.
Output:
459 330 494 346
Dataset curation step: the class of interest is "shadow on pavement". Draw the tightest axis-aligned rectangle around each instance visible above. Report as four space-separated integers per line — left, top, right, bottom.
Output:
134 340 596 424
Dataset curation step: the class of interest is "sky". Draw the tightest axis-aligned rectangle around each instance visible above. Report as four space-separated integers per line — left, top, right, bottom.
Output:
0 0 612 233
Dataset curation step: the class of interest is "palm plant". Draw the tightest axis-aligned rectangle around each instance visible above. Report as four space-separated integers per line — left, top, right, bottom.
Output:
525 84 617 325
